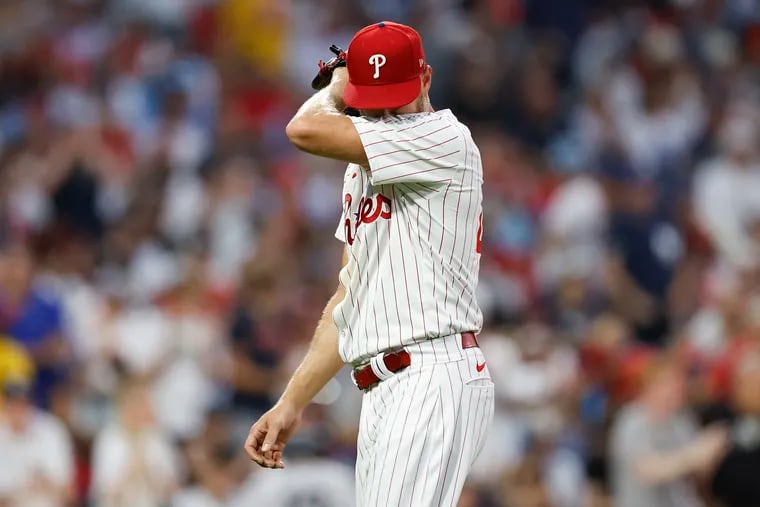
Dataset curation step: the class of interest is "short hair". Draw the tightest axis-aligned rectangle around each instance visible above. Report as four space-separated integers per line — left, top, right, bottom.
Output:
638 352 684 393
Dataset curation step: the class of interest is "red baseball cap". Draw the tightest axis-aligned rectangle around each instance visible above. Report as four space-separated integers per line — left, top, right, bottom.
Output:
343 21 426 110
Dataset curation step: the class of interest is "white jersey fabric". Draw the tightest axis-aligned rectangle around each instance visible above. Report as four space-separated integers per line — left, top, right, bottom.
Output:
334 109 484 364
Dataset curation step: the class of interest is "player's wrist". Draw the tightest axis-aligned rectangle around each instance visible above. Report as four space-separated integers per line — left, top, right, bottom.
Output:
277 392 308 413
331 66 348 83
328 68 348 105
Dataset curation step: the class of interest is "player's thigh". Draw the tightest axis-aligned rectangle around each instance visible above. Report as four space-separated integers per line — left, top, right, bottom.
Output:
428 353 495 506
358 364 444 507
356 382 389 499
359 359 494 507
458 346 496 462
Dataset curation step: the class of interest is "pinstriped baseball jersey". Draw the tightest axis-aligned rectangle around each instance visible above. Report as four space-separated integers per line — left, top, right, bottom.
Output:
333 109 484 364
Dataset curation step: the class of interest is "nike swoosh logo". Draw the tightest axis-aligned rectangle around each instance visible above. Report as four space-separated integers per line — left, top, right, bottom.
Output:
476 362 486 372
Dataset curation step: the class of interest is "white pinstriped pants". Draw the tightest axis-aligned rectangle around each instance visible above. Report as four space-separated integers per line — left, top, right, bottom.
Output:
355 334 495 507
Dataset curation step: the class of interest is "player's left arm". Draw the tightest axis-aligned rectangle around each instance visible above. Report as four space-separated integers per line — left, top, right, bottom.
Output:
286 68 368 166
244 249 348 469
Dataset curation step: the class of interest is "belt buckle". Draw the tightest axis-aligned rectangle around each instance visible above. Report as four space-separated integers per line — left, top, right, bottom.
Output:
351 350 404 391
350 362 367 388
351 360 376 391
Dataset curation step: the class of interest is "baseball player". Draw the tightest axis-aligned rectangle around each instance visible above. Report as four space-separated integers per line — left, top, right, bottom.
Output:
244 21 493 506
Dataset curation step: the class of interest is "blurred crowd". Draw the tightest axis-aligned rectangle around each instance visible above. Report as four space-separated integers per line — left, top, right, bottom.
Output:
0 0 759 506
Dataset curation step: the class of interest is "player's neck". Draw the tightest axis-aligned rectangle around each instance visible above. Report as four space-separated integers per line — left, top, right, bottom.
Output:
394 95 432 115
361 96 432 118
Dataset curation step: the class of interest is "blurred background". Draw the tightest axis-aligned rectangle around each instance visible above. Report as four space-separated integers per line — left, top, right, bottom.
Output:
0 0 760 506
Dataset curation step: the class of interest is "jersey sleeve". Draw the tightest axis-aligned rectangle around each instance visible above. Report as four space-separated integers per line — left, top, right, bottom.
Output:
350 114 464 186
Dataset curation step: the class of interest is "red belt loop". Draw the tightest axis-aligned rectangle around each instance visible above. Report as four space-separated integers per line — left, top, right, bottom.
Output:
461 331 478 349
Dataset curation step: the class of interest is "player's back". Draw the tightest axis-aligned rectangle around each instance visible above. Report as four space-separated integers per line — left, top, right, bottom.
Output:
334 109 484 363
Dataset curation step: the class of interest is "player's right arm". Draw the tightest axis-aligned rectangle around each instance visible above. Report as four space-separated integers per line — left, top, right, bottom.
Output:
244 249 348 469
286 68 368 166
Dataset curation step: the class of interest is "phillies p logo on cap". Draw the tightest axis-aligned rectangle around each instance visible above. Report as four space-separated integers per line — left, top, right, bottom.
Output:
368 54 387 79
343 21 426 110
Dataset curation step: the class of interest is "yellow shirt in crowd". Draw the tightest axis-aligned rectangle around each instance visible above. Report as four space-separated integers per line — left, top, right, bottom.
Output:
220 0 290 75
0 336 34 395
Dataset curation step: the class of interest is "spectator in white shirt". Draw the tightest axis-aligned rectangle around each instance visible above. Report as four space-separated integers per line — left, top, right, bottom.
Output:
606 24 706 178
173 409 250 507
90 380 181 507
693 109 760 270
231 409 354 507
231 458 355 507
0 381 74 507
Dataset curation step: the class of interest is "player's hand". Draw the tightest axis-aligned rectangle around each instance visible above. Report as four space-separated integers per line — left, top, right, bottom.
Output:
244 400 302 469
331 66 348 84
311 44 346 90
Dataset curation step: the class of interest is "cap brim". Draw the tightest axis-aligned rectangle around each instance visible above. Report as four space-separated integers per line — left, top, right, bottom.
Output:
343 76 421 110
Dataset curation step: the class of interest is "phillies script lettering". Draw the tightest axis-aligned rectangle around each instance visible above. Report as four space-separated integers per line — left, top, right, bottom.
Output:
344 193 392 245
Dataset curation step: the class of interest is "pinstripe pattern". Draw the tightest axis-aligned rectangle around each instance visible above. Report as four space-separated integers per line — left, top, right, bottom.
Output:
333 109 483 365
355 334 494 506
332 109 489 506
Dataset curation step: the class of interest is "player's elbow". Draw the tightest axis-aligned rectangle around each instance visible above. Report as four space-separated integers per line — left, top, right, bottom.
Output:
286 115 367 166
286 117 319 152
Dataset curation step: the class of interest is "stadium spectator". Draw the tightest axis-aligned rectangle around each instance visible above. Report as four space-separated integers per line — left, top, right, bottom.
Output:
0 335 34 390
0 380 75 507
693 108 760 271
173 410 250 507
231 405 355 507
90 380 180 507
710 346 760 507
0 245 71 408
610 357 728 507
